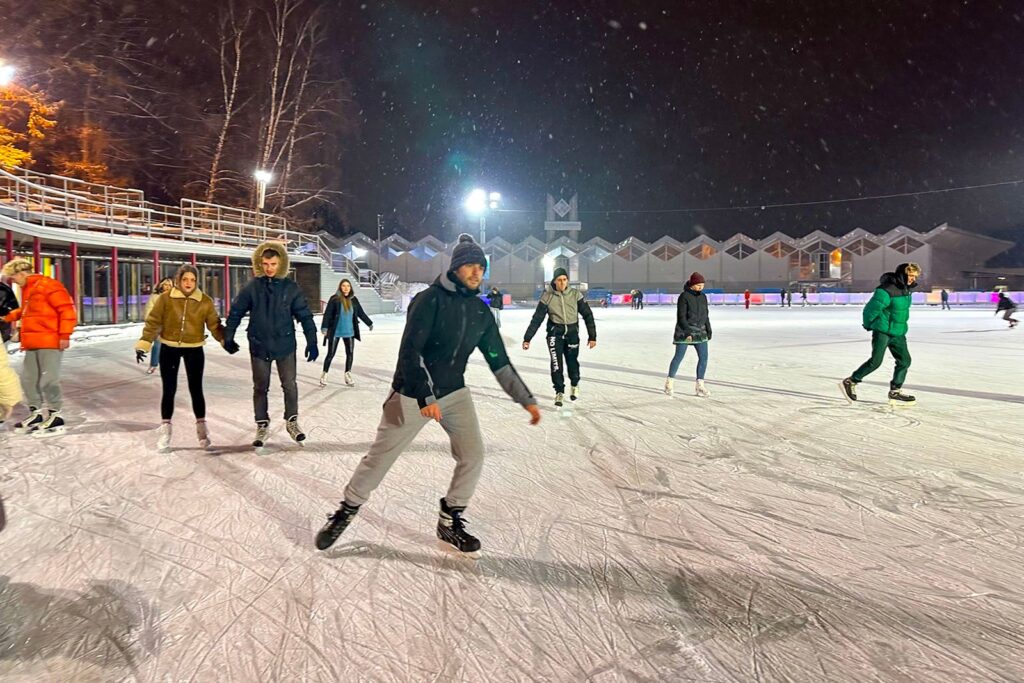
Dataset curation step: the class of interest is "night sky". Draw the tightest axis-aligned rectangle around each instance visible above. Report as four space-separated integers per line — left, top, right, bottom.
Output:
331 1 1024 247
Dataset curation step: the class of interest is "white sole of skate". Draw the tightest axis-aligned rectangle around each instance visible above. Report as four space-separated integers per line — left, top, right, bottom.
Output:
437 539 481 559
32 427 67 438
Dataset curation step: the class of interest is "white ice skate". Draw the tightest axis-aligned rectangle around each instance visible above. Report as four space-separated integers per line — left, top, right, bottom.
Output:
157 422 172 452
32 411 66 438
196 419 211 449
570 385 580 401
554 392 564 407
344 371 354 386
695 380 710 397
664 378 674 396
319 372 328 387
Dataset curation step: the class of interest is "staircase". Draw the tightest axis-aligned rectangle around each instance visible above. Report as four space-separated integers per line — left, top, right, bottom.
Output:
319 261 394 315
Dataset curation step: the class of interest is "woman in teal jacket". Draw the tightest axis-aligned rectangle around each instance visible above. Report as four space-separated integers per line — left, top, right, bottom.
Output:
841 262 921 405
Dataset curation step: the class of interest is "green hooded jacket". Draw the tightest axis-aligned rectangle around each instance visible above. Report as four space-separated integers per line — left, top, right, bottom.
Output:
862 263 917 336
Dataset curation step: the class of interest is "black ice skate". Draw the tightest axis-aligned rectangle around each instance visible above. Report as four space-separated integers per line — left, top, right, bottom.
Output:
13 407 44 434
32 411 65 438
252 421 270 448
285 416 306 443
840 377 858 402
437 498 481 556
315 502 360 550
888 389 916 405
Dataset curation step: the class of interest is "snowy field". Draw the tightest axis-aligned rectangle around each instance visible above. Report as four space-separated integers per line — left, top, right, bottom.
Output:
1 304 1022 682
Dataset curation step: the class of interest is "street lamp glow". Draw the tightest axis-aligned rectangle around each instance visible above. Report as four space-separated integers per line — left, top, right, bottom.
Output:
253 169 273 183
0 64 15 87
488 192 501 209
464 188 487 216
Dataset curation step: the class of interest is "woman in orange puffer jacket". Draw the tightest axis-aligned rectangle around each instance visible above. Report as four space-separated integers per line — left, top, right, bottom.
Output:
2 258 77 436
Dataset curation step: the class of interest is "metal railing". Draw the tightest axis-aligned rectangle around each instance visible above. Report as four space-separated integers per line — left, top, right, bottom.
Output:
0 165 327 257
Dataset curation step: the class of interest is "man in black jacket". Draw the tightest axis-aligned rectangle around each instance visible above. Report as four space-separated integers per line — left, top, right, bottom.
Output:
224 241 318 447
487 286 503 328
523 267 597 406
315 233 541 556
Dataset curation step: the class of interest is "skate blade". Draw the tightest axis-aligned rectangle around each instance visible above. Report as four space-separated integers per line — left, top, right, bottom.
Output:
887 400 916 407
32 427 67 438
437 539 481 559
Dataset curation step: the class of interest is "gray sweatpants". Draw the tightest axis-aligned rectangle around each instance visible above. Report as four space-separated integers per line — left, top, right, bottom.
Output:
23 349 63 411
344 388 484 509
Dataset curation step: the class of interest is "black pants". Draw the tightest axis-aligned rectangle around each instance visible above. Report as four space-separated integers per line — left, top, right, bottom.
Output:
323 336 355 373
160 345 206 420
252 353 298 423
547 327 581 393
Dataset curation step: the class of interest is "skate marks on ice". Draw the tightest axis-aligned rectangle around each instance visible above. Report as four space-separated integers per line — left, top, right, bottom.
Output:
0 577 160 680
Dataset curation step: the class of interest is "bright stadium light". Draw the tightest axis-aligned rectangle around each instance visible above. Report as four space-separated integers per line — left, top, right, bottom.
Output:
0 63 16 87
254 170 273 211
464 188 487 216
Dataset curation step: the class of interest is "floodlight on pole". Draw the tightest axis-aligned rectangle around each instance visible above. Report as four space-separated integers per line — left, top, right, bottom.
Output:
0 63 16 87
464 187 500 245
253 170 273 211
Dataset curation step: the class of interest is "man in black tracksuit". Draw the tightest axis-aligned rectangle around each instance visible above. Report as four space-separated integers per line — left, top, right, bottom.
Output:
315 233 541 556
224 241 319 446
523 267 597 406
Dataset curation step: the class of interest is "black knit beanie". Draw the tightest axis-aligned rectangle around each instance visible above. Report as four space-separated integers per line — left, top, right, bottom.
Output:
450 233 487 270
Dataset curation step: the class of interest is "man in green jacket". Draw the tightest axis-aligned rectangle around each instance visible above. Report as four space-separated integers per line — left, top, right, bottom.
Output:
841 262 921 405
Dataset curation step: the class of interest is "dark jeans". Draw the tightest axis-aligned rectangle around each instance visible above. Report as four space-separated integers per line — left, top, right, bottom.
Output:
160 346 206 420
323 336 355 373
547 327 580 393
252 353 298 423
851 331 911 389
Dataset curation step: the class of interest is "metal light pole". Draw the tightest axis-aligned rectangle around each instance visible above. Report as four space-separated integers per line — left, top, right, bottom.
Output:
376 213 383 273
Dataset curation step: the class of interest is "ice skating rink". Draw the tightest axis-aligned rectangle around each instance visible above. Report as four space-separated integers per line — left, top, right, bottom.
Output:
1 304 1021 682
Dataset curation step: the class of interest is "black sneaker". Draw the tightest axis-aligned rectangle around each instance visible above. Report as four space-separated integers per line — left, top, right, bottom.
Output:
315 502 360 550
13 408 45 434
437 498 481 555
888 389 916 405
840 378 858 402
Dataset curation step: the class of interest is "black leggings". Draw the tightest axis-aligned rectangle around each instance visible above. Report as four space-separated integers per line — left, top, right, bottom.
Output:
323 336 355 373
160 345 206 420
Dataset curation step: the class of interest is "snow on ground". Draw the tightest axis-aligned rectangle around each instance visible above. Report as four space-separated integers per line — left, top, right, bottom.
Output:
0 304 1021 682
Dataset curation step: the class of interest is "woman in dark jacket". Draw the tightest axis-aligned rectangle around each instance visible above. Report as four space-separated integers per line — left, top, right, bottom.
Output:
320 279 373 386
665 272 712 397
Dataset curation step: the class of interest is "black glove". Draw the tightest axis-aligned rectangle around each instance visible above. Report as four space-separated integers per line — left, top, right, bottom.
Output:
368 325 373 332
135 349 147 364
322 333 328 347
305 341 319 362
223 338 240 355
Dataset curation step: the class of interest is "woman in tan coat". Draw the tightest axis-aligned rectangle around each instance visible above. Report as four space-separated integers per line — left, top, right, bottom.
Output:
135 265 226 451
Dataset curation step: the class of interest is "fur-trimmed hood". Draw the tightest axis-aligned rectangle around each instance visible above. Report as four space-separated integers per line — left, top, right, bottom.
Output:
250 241 291 278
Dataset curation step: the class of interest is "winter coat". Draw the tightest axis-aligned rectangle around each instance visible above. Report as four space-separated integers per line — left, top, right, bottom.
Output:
524 283 597 342
674 287 712 343
393 270 535 409
862 265 916 336
0 343 23 408
3 274 77 350
224 241 317 361
321 294 373 340
996 295 1017 312
135 287 225 352
488 289 504 310
0 282 17 343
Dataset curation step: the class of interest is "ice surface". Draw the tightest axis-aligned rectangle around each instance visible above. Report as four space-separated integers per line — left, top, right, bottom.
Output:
1 305 1022 682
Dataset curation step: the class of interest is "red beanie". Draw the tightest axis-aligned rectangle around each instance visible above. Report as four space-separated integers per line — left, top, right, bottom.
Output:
686 272 705 287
